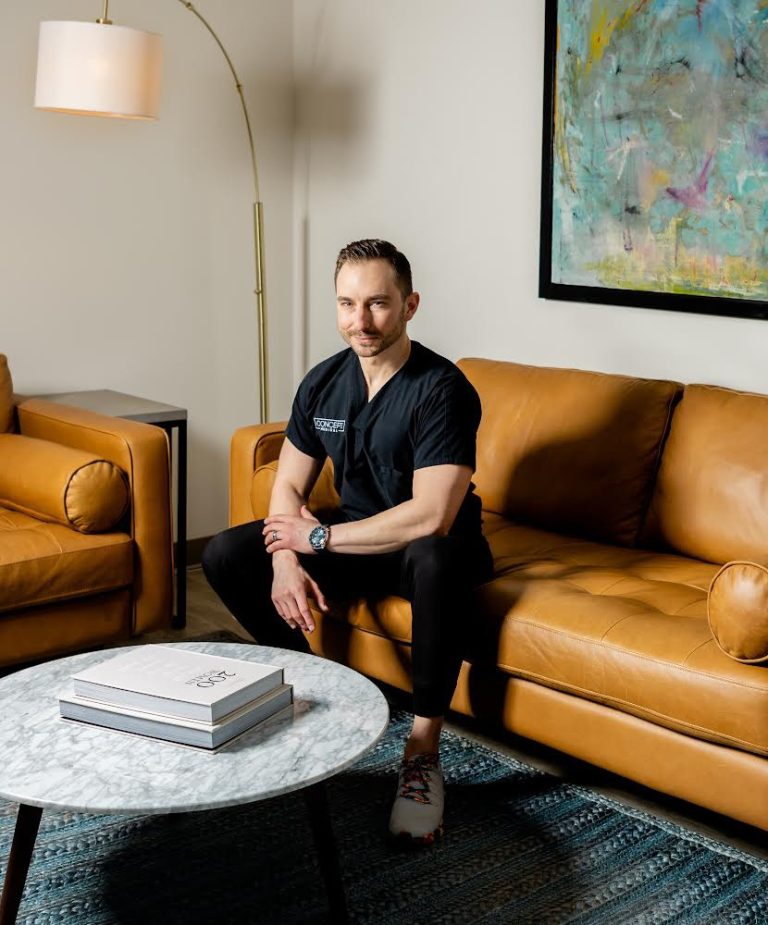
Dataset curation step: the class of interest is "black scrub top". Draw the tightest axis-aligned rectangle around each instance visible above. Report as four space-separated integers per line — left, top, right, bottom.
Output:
285 340 483 540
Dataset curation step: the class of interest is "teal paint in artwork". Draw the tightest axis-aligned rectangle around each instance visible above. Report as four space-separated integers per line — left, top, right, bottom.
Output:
552 0 768 299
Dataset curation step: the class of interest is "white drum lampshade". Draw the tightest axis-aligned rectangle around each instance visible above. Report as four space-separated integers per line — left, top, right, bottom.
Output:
35 21 163 120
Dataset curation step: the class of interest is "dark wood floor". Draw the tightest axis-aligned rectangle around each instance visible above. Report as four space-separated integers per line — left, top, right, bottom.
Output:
141 567 255 645
151 567 768 863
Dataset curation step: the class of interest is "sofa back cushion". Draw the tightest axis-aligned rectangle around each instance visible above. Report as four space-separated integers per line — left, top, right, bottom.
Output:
642 384 768 563
0 355 13 433
458 359 682 545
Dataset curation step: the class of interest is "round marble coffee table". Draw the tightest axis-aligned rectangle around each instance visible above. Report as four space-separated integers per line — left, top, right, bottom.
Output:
0 642 390 925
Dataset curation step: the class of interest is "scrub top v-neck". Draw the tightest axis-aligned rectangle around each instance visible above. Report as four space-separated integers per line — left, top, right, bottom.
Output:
286 340 483 540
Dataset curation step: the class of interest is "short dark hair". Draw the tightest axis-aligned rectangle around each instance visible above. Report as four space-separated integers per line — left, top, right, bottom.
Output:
334 239 413 297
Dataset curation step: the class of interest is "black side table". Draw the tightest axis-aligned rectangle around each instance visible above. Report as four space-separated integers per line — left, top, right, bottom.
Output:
36 390 188 629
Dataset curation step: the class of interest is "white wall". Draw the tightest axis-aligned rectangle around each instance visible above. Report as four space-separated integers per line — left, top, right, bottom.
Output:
293 0 768 393
0 0 294 540
4 1 767 542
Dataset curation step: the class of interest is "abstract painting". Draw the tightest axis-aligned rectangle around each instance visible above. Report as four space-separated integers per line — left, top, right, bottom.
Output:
540 0 768 319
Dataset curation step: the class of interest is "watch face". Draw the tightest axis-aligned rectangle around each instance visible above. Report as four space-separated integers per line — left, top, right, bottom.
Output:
309 525 326 551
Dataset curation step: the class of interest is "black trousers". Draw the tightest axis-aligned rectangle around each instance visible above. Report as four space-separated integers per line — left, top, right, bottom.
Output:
202 521 493 718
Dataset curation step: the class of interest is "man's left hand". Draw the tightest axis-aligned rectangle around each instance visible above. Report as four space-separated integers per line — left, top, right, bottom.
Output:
263 506 320 555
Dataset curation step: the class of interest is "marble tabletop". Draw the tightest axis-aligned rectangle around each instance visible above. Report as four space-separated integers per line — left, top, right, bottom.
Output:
0 643 390 815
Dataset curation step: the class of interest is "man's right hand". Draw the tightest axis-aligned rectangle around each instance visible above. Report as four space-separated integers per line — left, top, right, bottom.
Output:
270 550 329 633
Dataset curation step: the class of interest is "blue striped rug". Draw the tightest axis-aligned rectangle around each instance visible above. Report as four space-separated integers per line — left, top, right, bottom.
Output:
1 709 765 924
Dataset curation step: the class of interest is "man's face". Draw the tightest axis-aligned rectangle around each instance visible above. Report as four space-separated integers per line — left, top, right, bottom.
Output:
336 259 418 358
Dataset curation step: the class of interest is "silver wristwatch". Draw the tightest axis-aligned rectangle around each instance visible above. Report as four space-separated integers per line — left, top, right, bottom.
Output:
308 523 331 554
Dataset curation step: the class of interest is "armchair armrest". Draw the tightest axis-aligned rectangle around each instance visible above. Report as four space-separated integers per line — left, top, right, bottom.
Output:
229 421 340 526
229 422 287 527
16 398 173 634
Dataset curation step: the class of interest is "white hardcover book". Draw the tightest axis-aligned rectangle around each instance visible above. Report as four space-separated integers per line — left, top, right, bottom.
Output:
59 683 294 750
71 646 284 722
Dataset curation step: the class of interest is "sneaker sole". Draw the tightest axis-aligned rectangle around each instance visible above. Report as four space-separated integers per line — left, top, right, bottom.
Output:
389 822 444 848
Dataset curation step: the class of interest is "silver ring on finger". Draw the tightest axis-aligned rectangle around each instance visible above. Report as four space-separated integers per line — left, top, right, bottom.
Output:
272 530 279 542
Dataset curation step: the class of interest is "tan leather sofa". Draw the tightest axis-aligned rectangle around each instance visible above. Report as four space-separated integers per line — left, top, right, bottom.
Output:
0 354 173 668
230 358 768 832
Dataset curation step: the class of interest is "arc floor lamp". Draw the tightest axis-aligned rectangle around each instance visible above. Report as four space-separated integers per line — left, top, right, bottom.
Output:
34 0 270 422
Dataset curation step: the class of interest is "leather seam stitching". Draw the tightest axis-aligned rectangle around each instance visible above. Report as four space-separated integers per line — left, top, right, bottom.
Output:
504 618 767 691
495 665 766 753
682 638 715 665
0 583 133 611
0 543 131 566
19 409 134 447
488 558 714 596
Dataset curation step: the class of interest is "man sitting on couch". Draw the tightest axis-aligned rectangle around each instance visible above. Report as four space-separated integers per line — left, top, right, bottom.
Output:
203 238 492 845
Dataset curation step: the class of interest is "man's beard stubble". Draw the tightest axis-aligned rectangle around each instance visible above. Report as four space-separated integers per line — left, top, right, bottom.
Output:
340 308 407 357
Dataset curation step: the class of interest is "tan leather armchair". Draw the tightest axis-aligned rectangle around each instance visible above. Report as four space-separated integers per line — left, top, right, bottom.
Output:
0 354 173 668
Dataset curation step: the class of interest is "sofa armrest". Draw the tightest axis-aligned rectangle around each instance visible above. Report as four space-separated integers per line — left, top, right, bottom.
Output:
707 560 768 664
229 422 287 526
16 398 173 634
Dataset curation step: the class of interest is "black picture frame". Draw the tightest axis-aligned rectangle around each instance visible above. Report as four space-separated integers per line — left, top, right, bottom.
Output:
539 0 768 321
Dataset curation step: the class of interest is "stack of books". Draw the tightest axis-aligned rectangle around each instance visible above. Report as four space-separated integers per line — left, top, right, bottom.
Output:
59 646 293 750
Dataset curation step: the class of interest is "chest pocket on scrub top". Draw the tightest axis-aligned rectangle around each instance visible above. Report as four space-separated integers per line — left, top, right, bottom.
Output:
373 464 412 509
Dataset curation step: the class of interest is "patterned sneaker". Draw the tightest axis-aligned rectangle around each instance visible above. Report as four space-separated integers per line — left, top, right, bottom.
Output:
388 752 444 845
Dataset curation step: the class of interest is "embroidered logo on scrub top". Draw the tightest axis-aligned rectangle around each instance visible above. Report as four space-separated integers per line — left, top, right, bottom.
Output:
314 417 346 433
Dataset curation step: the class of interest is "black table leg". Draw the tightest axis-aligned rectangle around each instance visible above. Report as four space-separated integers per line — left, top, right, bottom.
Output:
169 420 187 629
303 782 349 924
175 419 187 628
0 804 43 925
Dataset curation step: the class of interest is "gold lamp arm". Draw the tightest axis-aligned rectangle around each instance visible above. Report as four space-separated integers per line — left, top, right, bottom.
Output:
176 0 269 422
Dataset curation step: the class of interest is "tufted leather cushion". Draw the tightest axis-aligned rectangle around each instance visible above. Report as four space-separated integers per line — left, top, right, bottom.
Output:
325 514 768 755
0 354 13 433
0 434 129 533
478 515 768 756
0 505 132 611
458 359 681 546
643 384 768 563
708 561 768 664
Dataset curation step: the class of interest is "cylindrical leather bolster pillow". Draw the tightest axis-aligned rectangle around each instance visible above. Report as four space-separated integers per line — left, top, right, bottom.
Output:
0 433 129 533
708 561 768 664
